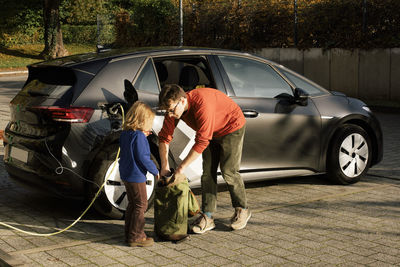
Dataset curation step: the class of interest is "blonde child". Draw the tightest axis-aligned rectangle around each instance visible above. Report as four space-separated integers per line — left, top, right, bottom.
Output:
119 101 159 247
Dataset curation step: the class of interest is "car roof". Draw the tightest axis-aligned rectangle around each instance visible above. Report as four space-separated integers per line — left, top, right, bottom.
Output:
30 46 276 68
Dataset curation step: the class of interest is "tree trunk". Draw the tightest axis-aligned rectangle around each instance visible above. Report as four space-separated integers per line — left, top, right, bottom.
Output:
40 0 68 60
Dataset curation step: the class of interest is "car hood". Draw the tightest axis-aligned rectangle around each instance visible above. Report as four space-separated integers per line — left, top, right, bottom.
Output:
330 91 367 107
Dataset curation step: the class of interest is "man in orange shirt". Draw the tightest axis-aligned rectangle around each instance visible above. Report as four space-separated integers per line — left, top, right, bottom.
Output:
158 84 251 233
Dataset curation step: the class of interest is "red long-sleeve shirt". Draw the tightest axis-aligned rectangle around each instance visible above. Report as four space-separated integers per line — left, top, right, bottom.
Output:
158 88 246 153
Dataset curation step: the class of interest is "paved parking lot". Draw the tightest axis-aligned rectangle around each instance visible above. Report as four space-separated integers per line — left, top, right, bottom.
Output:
0 76 399 266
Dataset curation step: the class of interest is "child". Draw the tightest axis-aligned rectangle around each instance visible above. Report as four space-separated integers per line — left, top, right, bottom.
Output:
119 101 159 247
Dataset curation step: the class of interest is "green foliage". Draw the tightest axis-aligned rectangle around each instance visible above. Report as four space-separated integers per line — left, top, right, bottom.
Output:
60 0 118 45
180 0 400 50
0 0 117 46
183 0 293 49
1 0 400 49
363 0 400 48
62 25 97 44
114 0 179 47
60 0 113 25
293 0 400 49
0 0 42 46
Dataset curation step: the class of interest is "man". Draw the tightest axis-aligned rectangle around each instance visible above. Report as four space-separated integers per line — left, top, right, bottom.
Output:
158 84 251 234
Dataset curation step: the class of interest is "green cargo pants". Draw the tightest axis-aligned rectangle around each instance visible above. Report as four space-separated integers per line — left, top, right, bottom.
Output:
201 125 247 213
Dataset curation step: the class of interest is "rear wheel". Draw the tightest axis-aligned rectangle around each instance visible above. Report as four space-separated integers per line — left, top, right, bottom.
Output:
327 124 371 185
88 144 157 219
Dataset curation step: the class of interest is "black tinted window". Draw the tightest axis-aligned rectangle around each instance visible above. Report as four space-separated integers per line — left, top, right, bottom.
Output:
20 79 71 97
154 56 214 92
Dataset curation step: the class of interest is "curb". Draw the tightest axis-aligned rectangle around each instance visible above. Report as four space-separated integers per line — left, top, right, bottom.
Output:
0 70 28 76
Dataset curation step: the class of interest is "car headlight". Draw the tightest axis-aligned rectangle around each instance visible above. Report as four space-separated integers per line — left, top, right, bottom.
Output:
362 106 372 113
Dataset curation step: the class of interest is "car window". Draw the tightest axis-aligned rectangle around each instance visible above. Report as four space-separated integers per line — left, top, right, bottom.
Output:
153 56 214 92
218 56 292 98
134 60 159 94
20 79 71 98
276 66 326 96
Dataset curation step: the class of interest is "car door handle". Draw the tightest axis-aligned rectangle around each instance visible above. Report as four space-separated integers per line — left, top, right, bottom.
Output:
242 110 259 118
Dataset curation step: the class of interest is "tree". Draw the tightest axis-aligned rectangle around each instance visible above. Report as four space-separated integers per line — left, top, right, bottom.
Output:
40 0 68 59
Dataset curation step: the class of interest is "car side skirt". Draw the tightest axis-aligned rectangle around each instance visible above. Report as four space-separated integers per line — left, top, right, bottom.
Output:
188 169 317 188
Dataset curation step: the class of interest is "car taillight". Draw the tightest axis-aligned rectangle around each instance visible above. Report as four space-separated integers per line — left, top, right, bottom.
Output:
32 106 94 123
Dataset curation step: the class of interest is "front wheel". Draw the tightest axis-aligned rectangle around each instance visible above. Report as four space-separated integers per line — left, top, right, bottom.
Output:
327 124 372 185
88 145 157 219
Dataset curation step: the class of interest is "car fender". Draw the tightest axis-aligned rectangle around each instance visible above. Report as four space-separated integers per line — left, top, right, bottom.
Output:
319 113 382 171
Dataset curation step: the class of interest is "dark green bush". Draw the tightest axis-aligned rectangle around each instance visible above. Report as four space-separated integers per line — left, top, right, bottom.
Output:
61 25 97 44
178 0 400 50
1 0 400 49
0 0 43 46
114 0 179 47
295 0 400 49
183 0 293 49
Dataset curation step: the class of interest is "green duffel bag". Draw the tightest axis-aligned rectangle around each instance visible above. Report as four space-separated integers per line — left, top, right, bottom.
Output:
154 173 199 242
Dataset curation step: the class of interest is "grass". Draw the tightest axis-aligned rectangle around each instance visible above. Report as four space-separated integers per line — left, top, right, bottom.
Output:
0 44 96 71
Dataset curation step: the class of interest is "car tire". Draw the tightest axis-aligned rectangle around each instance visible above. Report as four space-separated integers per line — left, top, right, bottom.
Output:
327 124 372 185
88 144 158 219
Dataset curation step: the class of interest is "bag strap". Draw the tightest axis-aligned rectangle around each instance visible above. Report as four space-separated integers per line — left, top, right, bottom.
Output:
188 189 200 216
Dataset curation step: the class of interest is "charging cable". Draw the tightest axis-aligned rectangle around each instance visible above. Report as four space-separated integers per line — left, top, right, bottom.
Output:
44 138 101 188
0 104 125 236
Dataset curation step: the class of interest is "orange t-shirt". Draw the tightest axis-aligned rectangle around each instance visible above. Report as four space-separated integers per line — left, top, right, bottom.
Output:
158 88 246 153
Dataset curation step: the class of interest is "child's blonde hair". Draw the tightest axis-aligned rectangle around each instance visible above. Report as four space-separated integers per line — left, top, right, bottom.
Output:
123 101 155 131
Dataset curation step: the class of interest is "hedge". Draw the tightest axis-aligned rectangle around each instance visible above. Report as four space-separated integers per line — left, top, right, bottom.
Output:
1 0 400 50
62 25 97 44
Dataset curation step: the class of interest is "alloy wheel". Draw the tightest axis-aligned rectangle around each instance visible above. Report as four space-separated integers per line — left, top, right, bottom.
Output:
103 160 155 210
339 133 369 178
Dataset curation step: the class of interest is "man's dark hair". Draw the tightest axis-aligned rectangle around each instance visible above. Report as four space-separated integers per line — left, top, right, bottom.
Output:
159 84 186 109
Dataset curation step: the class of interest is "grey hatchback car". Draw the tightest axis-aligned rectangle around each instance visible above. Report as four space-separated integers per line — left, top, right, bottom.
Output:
3 47 383 218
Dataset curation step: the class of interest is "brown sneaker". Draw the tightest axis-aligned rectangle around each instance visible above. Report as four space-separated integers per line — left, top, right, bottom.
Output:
191 213 215 234
129 237 154 247
230 207 251 230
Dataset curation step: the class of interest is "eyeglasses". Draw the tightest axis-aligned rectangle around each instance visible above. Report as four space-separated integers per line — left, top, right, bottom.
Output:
166 101 180 115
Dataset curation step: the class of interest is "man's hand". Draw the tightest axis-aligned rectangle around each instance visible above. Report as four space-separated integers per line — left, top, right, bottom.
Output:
160 168 171 177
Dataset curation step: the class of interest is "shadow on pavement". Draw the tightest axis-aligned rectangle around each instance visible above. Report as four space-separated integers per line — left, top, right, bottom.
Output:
0 46 42 60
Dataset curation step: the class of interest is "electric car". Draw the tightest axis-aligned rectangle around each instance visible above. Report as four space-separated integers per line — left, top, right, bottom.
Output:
3 47 383 219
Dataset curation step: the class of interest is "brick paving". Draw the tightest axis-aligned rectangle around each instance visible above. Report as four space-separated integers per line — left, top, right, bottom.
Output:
0 76 399 266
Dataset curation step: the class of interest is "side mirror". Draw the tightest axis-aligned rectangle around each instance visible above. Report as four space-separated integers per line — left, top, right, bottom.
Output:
294 88 309 106
123 79 138 107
